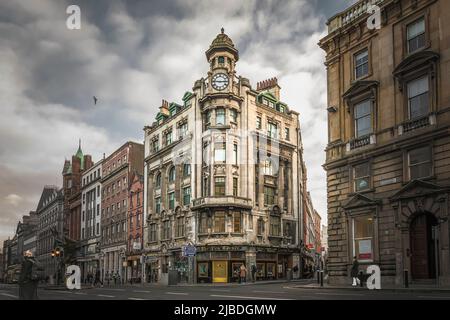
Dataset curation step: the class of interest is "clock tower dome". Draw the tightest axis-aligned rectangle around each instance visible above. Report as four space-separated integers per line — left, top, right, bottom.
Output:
206 28 238 92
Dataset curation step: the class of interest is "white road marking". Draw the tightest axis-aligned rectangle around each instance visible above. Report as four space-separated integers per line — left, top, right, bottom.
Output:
133 290 151 293
100 288 125 291
315 292 364 296
210 289 231 292
97 294 115 298
210 294 293 300
0 293 18 299
55 290 73 294
128 297 146 300
74 292 87 295
165 292 189 296
253 290 287 294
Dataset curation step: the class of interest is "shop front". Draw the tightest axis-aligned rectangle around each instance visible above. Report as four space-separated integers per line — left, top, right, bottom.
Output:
196 247 246 284
143 254 159 283
255 252 278 281
126 255 142 284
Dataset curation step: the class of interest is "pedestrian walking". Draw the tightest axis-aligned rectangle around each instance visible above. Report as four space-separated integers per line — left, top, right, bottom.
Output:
351 256 360 287
251 264 257 283
18 250 42 300
239 264 247 284
93 269 103 287
113 272 117 285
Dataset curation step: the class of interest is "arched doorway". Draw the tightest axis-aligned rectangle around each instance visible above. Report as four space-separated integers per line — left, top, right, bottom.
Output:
410 213 438 280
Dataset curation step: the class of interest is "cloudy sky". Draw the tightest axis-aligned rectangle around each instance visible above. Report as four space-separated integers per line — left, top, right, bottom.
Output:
0 0 355 244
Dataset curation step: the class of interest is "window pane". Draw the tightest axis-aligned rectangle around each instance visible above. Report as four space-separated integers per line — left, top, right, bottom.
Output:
354 163 370 178
355 101 371 118
407 19 425 40
214 211 225 233
356 115 372 137
410 163 432 180
409 147 431 165
233 212 241 233
354 216 373 239
408 77 429 98
355 178 370 192
216 109 225 125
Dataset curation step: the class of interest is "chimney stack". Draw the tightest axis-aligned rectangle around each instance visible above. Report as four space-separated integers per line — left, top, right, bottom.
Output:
256 77 281 100
160 99 170 116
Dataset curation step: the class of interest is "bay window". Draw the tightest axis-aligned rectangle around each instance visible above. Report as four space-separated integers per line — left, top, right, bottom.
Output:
214 211 226 233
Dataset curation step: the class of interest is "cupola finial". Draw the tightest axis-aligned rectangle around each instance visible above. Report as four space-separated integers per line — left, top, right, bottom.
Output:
221 27 224 34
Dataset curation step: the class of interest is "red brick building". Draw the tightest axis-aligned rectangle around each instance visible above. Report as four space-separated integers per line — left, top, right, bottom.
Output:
100 141 144 283
62 141 93 243
126 171 144 283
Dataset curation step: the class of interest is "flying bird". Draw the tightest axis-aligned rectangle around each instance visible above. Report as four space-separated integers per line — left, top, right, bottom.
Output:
93 96 98 105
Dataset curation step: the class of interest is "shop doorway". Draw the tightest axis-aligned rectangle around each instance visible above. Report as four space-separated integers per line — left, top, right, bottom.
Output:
212 261 228 283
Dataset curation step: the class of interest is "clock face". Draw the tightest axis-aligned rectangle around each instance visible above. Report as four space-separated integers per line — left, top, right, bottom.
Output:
212 73 229 91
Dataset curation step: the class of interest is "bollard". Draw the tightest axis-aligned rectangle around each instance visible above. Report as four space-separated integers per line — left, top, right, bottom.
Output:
317 271 320 284
320 271 324 287
404 270 409 288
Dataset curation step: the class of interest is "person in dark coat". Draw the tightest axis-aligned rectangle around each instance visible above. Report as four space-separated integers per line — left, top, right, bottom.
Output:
93 269 103 287
19 250 39 300
351 256 360 287
251 264 257 283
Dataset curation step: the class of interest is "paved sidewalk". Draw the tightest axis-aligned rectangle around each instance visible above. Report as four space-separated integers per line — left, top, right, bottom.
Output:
292 282 450 293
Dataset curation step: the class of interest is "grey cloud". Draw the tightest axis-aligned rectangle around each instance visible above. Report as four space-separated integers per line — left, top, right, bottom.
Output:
0 0 355 243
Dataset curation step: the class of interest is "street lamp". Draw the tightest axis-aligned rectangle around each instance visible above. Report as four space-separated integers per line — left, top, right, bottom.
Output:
433 217 448 287
51 247 64 285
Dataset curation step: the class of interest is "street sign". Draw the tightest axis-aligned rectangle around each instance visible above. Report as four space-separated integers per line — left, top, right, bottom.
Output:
182 245 197 257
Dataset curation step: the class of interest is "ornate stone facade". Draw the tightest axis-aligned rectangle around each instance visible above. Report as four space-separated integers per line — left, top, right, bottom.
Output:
320 0 450 286
143 29 309 284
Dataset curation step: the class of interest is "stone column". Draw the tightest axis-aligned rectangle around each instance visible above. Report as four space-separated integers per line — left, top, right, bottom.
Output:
245 248 256 282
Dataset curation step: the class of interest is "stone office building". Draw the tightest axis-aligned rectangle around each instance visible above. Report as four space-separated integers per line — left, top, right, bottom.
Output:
36 186 64 279
62 141 93 242
143 29 307 284
79 159 103 281
100 141 144 282
319 0 450 286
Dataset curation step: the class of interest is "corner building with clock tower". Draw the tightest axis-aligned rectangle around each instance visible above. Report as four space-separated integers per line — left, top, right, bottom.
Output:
143 29 309 284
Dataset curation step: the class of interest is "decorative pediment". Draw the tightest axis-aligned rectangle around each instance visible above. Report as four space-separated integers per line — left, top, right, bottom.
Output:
343 193 380 210
393 50 440 80
343 81 379 112
343 80 379 101
390 179 447 201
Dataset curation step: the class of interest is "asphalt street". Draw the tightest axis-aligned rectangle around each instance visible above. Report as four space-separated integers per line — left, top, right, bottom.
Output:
1 282 450 300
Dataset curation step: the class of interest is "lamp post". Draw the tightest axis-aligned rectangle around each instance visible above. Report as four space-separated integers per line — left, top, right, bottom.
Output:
51 247 64 286
433 217 448 287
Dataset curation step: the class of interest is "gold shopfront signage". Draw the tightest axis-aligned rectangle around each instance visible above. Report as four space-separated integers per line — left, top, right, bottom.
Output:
212 261 228 283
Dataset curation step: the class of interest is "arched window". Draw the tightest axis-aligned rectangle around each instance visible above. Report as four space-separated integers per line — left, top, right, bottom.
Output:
169 166 176 183
155 173 161 189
